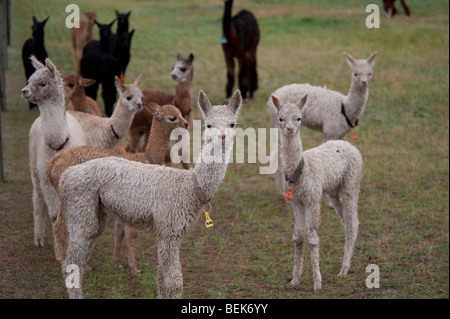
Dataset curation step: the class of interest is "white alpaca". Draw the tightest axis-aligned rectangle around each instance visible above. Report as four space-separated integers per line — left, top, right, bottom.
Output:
22 57 87 253
268 51 375 195
55 90 243 299
271 94 363 291
68 75 143 150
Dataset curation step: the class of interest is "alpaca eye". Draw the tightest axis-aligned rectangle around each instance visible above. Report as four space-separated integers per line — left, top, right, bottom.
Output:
278 118 283 122
354 73 358 77
40 83 46 87
206 124 211 128
230 123 235 128
297 118 301 122
68 84 75 88
369 73 372 76
168 117 176 122
180 68 187 73
126 96 132 101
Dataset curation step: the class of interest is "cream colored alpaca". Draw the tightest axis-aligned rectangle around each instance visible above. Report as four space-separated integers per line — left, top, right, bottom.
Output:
63 74 102 116
22 57 87 254
68 75 143 150
46 103 188 275
268 51 375 195
55 90 242 299
271 94 362 291
70 10 97 74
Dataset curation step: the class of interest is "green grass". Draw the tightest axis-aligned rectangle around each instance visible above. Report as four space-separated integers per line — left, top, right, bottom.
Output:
0 0 448 299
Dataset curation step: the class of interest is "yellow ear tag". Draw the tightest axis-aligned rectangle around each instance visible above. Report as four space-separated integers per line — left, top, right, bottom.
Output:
204 203 214 228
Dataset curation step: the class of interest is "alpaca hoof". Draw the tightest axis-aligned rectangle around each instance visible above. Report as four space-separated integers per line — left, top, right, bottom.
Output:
34 237 44 247
314 283 322 291
337 271 348 278
84 265 94 272
288 278 299 286
115 263 125 270
130 268 141 276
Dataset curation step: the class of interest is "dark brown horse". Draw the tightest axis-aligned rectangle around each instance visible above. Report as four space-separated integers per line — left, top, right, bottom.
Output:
222 0 260 101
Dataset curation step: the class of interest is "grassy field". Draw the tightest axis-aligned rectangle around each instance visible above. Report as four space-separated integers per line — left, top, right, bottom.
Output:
0 0 448 299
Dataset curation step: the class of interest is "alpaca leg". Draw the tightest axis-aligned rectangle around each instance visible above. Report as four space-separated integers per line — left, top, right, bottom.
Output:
156 237 183 299
338 198 359 277
399 0 411 16
113 219 126 269
32 183 47 247
223 51 235 100
53 207 68 264
125 226 140 275
306 204 322 290
246 50 258 99
237 56 248 100
101 80 117 117
74 48 82 74
290 201 306 285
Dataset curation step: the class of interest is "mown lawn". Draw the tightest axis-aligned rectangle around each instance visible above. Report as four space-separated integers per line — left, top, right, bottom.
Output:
0 0 448 299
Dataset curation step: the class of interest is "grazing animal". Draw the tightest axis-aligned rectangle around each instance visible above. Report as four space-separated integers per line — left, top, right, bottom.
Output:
22 57 87 257
271 94 362 291
46 103 188 275
22 16 49 109
63 74 102 116
70 10 97 74
127 53 194 166
267 52 376 196
222 0 259 101
383 0 411 17
69 75 143 150
55 89 243 299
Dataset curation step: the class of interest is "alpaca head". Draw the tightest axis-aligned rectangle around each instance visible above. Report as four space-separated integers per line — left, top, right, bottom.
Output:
144 103 189 133
198 89 242 148
344 51 377 89
115 10 131 34
271 94 308 137
22 56 63 105
117 29 134 50
115 74 143 113
83 11 97 25
171 53 194 84
94 19 116 40
63 74 96 99
31 16 49 38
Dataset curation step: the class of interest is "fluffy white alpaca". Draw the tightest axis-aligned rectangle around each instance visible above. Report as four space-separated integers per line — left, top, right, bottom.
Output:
271 94 363 291
55 90 243 299
22 57 87 253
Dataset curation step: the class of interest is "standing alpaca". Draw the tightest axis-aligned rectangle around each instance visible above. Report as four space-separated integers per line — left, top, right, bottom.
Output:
271 94 362 291
22 57 87 254
68 75 143 150
22 16 49 109
383 0 411 17
110 10 132 60
127 53 194 158
46 103 188 275
63 74 102 116
55 90 242 299
267 52 375 196
222 0 259 101
70 10 97 74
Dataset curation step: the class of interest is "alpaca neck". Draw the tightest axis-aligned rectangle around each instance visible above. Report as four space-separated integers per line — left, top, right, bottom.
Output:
279 132 303 180
343 80 369 122
39 96 70 148
34 32 45 51
86 21 95 41
174 75 193 113
222 0 233 37
108 100 134 139
192 139 233 201
144 119 171 165
99 35 110 54
69 90 88 111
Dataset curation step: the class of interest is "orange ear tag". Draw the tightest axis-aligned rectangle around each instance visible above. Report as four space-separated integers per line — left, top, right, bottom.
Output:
120 143 126 153
120 74 126 83
284 188 293 202
352 131 358 142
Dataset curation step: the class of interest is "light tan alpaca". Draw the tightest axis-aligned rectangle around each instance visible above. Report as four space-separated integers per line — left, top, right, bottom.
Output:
126 53 194 168
69 75 143 150
22 57 87 257
63 74 102 116
271 94 362 291
70 10 97 74
54 90 242 299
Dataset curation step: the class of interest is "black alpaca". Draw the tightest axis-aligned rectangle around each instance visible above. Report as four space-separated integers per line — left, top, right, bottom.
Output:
21 16 49 109
81 27 134 117
109 10 132 77
222 0 259 101
383 0 411 17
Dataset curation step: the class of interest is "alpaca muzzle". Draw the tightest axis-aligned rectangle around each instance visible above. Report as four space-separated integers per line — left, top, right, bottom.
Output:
22 88 32 100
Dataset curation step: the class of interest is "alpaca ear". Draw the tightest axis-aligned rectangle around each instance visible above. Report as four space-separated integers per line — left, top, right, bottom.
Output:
32 16 37 24
43 16 50 25
271 94 282 111
114 76 125 93
176 52 184 61
80 78 96 87
109 19 117 28
115 10 120 17
367 51 378 66
343 52 356 68
133 74 142 87
198 90 212 118
127 11 132 17
143 102 162 118
297 94 308 111
187 53 194 63
228 89 242 115
129 29 135 37
30 55 45 70
93 19 101 27
45 58 58 78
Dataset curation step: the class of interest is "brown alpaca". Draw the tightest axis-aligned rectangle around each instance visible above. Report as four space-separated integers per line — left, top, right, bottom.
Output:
63 74 102 116
70 10 97 74
383 0 411 17
126 53 194 169
46 103 188 274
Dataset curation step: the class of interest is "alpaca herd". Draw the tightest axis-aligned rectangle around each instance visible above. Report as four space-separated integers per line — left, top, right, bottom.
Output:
19 1 379 299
